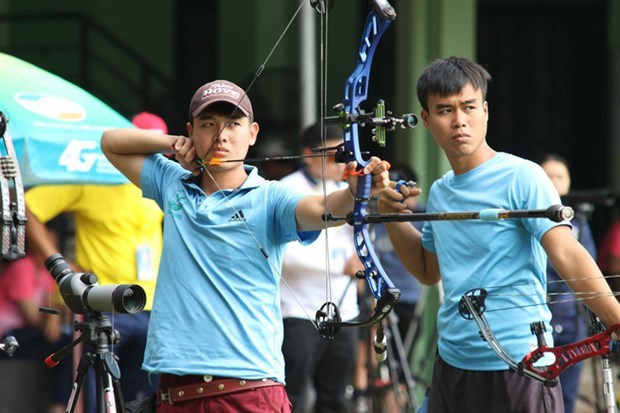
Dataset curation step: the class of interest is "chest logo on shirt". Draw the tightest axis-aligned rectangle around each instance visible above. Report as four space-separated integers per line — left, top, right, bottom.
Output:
228 210 246 223
168 193 186 220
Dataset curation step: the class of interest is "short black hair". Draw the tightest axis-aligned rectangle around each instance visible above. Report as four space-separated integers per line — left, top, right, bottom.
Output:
417 57 492 111
300 123 343 149
540 153 570 169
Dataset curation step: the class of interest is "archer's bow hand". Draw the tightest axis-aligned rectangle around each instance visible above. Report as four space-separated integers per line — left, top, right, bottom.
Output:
170 136 201 176
378 180 423 214
344 157 391 195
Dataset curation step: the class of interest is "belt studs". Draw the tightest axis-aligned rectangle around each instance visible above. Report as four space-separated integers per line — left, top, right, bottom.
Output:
178 390 185 397
203 375 213 382
239 380 246 386
218 384 225 390
197 387 204 394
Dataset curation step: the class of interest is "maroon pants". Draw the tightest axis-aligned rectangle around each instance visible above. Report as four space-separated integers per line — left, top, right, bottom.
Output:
156 374 292 413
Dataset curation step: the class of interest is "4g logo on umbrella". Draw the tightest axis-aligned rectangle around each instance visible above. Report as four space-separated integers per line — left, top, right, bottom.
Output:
58 140 101 173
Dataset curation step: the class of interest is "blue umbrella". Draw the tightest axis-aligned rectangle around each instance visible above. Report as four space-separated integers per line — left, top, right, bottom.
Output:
0 52 132 187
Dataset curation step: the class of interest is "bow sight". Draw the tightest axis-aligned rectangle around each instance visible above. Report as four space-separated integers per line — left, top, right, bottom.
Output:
325 101 418 146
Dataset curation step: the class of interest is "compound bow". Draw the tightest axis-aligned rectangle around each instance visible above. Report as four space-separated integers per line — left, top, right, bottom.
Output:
312 0 419 343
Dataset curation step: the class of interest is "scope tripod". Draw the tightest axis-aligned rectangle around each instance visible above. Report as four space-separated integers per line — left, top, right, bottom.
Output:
47 312 126 413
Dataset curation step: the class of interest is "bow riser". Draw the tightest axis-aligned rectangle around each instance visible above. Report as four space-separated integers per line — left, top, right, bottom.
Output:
353 204 398 298
519 323 620 381
344 9 399 309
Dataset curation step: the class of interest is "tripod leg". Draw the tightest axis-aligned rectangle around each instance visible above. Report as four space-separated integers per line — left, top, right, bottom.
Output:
96 370 119 413
112 375 126 413
65 354 92 413
94 352 125 413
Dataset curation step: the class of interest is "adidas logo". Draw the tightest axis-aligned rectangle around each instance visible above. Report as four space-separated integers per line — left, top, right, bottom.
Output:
228 210 246 223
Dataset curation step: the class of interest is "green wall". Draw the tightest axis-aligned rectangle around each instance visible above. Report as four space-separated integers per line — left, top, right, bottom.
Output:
395 0 477 198
4 0 175 77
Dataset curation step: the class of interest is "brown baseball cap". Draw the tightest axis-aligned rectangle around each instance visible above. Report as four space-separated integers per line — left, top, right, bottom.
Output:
189 80 253 119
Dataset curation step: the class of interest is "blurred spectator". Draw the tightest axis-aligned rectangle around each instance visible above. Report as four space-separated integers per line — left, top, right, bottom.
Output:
0 252 60 359
24 111 166 411
132 111 169 134
253 138 297 180
280 123 360 413
598 220 620 286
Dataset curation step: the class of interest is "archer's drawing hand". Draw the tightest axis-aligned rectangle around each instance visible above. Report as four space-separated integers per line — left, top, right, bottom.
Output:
170 136 201 176
345 157 391 195
378 180 422 213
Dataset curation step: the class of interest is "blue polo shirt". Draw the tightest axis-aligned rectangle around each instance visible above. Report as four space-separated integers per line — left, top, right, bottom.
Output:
422 152 565 371
140 154 318 383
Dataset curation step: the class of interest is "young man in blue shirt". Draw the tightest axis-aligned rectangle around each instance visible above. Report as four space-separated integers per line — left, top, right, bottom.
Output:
101 80 390 413
378 57 620 412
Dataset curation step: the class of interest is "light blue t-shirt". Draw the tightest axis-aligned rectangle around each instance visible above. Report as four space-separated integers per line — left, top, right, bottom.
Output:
140 154 318 383
421 152 565 371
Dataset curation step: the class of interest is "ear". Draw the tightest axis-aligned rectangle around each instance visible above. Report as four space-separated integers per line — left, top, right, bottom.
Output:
421 110 430 128
484 101 489 121
248 121 259 146
186 121 193 136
